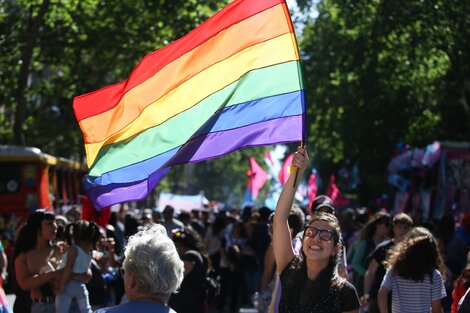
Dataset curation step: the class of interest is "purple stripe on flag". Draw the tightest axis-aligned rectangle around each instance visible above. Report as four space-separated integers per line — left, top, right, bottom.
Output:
170 114 303 165
88 167 170 209
87 115 303 208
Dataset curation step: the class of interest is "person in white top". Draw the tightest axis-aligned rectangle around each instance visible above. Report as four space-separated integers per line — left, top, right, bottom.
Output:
56 220 101 313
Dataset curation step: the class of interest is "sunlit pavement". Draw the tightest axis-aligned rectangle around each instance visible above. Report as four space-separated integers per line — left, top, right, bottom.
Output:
5 294 14 309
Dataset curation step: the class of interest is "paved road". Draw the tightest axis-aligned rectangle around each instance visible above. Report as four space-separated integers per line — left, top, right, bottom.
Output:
5 294 14 308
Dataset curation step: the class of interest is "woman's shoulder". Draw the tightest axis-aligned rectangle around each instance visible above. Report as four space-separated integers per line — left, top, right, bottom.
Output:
282 255 301 269
15 250 26 261
20 246 54 269
432 269 444 281
340 280 360 310
279 256 303 281
341 280 359 294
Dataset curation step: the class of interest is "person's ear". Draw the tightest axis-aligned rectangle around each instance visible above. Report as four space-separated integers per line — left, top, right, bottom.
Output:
127 272 138 289
332 243 340 256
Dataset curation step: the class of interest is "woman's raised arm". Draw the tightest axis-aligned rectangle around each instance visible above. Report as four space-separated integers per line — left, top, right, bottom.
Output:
273 146 308 273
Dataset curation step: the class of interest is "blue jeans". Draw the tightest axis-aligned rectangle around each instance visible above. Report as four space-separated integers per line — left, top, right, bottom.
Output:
31 302 55 313
55 280 91 313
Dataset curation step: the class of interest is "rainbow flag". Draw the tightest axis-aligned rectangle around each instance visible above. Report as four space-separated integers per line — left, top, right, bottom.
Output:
73 0 305 209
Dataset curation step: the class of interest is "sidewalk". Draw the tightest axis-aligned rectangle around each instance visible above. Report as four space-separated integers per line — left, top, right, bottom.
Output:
5 294 14 309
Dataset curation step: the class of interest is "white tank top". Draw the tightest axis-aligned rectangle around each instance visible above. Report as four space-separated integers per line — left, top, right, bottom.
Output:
58 245 92 273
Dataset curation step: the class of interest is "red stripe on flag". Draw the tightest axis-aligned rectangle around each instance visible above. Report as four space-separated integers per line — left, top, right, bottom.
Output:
73 0 284 121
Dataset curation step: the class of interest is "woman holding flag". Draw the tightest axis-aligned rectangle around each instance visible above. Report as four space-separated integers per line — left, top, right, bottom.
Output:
273 146 360 313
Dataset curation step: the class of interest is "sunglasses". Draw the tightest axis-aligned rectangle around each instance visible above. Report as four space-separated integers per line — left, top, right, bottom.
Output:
304 226 336 241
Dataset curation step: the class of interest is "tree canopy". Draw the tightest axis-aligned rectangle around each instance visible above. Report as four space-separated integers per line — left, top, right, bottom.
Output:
1 0 271 206
298 0 470 203
1 0 469 206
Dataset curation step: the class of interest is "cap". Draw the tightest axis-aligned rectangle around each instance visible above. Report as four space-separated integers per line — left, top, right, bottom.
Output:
310 195 335 214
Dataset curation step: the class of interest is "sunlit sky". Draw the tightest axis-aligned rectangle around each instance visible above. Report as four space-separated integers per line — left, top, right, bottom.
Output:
286 0 319 34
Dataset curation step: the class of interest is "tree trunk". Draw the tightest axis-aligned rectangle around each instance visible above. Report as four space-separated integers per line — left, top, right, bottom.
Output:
13 0 51 145
460 79 470 127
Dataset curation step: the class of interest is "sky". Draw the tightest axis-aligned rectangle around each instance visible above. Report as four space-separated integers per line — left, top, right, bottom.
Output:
286 0 319 35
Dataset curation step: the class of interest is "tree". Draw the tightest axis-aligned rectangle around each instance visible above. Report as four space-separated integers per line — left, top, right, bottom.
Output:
298 0 470 204
1 0 228 158
2 0 277 205
157 147 270 208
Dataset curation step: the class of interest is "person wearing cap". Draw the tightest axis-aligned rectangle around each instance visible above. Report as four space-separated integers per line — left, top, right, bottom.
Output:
310 195 335 214
273 147 360 313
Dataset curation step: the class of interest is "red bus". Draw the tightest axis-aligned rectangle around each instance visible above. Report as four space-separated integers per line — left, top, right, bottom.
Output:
0 145 86 217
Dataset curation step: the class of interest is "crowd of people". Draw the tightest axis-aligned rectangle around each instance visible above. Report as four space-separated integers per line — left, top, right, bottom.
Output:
0 147 469 312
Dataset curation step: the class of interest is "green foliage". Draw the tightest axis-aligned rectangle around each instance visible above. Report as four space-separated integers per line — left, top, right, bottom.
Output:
4 0 469 206
157 147 269 207
0 0 227 157
299 0 470 203
1 0 274 205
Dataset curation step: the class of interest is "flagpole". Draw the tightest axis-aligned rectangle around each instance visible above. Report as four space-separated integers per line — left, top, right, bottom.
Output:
284 1 308 189
292 142 305 188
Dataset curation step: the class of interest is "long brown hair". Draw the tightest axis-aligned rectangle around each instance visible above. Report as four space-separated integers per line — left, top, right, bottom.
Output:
281 212 345 307
359 212 391 241
299 212 345 288
384 226 446 282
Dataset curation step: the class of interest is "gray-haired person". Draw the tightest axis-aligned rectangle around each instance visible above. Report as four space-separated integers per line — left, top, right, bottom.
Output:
95 224 184 313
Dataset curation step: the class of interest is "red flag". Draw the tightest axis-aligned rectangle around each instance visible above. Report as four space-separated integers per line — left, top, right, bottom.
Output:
307 172 318 209
326 175 350 207
278 153 294 185
81 195 111 228
247 156 268 199
326 175 340 203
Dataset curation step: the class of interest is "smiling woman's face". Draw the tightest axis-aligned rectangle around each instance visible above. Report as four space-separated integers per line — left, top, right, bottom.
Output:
302 220 338 262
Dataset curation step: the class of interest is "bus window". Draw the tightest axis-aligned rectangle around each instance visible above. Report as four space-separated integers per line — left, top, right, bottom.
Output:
0 163 21 194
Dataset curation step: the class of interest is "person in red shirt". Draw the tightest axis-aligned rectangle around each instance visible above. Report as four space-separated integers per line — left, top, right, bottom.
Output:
452 252 470 313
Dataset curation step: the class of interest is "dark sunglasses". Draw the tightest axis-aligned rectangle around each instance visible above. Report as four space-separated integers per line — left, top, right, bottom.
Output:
304 226 336 241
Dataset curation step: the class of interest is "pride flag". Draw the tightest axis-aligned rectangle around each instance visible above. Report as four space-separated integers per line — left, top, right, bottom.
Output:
73 0 306 209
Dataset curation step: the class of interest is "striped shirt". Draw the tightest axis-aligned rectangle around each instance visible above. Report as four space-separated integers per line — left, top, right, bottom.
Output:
381 269 446 313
